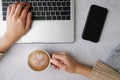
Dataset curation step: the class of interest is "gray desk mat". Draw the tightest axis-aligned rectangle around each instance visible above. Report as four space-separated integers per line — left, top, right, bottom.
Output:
105 44 120 72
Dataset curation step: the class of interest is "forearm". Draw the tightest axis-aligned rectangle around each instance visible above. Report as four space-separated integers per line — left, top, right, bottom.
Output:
75 63 92 78
0 33 15 53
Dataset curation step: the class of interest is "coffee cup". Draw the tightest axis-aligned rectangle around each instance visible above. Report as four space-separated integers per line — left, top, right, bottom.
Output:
28 50 51 71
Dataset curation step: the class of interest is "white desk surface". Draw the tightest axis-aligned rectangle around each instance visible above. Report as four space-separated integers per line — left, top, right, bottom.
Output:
0 0 120 80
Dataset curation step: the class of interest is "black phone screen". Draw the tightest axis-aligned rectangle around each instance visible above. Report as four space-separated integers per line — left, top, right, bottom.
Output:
82 5 108 42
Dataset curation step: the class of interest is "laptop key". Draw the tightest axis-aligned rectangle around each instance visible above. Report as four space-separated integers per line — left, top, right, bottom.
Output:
33 2 37 6
57 16 61 20
52 16 56 20
58 7 62 11
56 12 60 15
49 7 53 11
62 2 65 6
61 12 70 15
3 17 6 20
38 2 42 6
46 16 51 20
35 7 38 11
62 16 65 20
63 7 70 11
37 12 41 15
46 12 50 15
51 12 55 15
66 2 70 6
2 7 7 11
43 2 47 6
48 2 51 6
32 16 45 20
33 12 37 15
3 12 7 16
66 16 70 20
42 12 45 15
39 7 43 11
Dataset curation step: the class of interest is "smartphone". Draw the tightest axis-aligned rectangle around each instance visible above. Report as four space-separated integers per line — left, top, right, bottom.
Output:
82 5 108 42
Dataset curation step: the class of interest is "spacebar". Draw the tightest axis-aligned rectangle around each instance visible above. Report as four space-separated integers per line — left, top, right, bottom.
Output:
32 16 45 20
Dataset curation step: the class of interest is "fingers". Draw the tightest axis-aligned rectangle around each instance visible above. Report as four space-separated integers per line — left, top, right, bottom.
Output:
8 2 30 19
51 63 60 70
7 5 12 16
21 3 30 20
51 52 70 71
52 52 65 61
14 2 26 17
51 58 67 70
25 12 32 33
10 3 18 15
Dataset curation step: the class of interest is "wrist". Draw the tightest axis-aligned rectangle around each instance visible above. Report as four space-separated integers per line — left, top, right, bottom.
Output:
0 33 15 53
4 32 16 44
75 63 83 74
75 63 92 78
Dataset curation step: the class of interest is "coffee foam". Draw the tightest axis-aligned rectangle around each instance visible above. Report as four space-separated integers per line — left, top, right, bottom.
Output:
28 50 50 71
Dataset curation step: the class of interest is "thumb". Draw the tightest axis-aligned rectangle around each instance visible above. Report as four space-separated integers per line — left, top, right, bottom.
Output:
51 58 67 70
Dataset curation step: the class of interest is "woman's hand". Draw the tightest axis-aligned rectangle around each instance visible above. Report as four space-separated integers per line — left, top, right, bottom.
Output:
51 52 79 73
5 2 32 42
0 2 32 52
51 52 92 77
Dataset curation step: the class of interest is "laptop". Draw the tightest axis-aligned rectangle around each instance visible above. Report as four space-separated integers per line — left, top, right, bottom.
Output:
0 0 74 43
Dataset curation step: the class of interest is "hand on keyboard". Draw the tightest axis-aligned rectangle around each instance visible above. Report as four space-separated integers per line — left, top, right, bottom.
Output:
5 2 32 43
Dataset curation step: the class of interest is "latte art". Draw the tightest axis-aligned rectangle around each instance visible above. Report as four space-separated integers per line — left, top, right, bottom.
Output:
33 53 48 67
28 50 50 71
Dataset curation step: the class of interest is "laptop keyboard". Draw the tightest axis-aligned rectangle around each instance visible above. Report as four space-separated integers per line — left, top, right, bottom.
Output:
2 0 71 20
